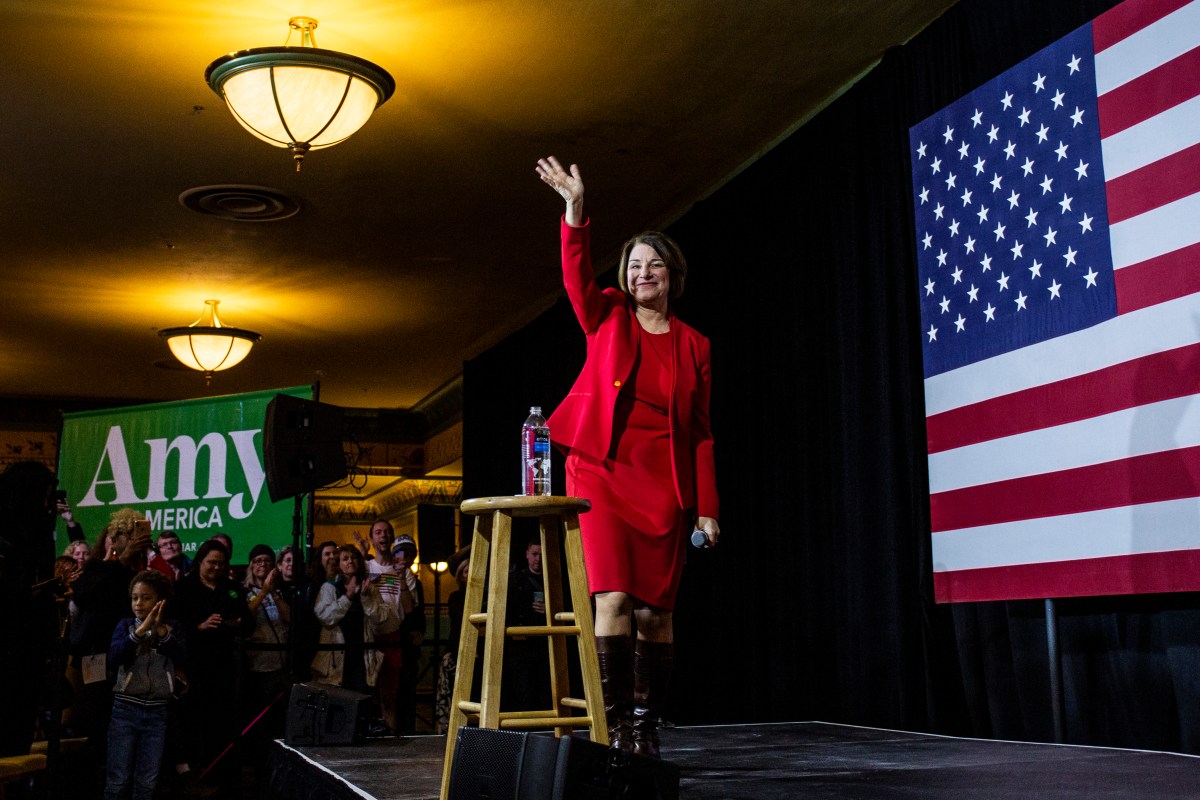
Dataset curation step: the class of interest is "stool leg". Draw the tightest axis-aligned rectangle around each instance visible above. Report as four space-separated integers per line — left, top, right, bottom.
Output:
439 513 493 800
478 509 514 730
562 510 609 745
538 514 572 736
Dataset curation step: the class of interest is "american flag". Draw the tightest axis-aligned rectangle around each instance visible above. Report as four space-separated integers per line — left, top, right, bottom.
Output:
910 0 1200 603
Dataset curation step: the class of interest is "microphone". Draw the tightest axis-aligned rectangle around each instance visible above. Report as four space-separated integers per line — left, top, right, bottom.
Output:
690 529 710 549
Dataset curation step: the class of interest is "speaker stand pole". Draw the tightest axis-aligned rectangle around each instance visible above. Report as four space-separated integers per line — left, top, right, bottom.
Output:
288 492 306 678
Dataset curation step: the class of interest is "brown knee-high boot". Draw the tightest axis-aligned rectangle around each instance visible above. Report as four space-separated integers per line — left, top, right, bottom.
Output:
631 639 672 759
595 635 634 752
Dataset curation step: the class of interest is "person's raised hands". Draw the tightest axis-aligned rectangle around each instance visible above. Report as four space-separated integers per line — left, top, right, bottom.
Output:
536 156 584 226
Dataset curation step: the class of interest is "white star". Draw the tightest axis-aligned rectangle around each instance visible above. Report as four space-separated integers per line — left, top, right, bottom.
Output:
958 141 970 159
1036 124 1049 143
1070 106 1085 127
955 314 966 332
1063 246 1077 267
1079 212 1093 233
1025 208 1039 228
939 295 951 313
1033 73 1046 92
1001 91 1014 110
976 206 990 224
948 219 960 236
1051 90 1065 109
1075 159 1089 179
943 125 955 143
1083 268 1099 287
987 125 1000 143
967 284 980 302
1010 241 1024 260
1004 141 1017 159
922 232 933 249
1021 157 1035 176
997 271 1011 291
1007 189 1021 209
1055 141 1069 161
980 254 993 272
1015 291 1028 310
971 109 983 127
934 202 945 220
919 187 930 204
951 266 963 283
1040 175 1054 194
973 156 987 175
1018 107 1031 126
964 235 976 254
1059 193 1073 213
1048 279 1062 299
990 173 1003 192
917 142 928 158
927 324 938 342
937 249 948 266
931 157 942 174
1029 259 1043 278
984 302 997 322
1067 55 1081 74
925 277 936 295
945 172 957 190
1044 226 1057 246
993 222 1006 241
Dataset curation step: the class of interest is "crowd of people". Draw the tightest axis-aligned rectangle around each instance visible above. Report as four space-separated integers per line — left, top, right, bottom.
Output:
1 464 433 798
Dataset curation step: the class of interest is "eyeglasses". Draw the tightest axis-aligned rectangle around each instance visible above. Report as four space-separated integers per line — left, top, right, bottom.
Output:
251 556 274 565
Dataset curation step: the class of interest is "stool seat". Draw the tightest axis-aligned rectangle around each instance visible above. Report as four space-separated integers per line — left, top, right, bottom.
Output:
440 494 604 800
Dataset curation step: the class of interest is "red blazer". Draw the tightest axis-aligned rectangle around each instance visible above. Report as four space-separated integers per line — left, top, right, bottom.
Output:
548 219 719 520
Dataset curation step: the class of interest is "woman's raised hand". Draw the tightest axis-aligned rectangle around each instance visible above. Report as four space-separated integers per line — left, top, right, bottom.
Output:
536 156 584 226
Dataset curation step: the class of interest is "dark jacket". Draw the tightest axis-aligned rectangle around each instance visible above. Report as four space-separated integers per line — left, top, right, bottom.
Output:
109 616 186 707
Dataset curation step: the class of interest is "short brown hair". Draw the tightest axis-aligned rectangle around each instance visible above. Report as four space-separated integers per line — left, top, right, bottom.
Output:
130 569 173 601
616 231 688 301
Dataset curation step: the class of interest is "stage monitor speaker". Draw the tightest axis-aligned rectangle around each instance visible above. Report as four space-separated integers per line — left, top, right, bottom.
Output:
263 394 347 503
417 503 457 562
448 728 679 800
285 682 370 746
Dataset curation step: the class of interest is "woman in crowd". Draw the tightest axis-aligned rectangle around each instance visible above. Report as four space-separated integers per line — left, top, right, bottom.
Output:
169 539 252 784
535 156 720 758
293 540 337 682
64 539 90 574
244 544 290 694
434 546 471 734
311 545 396 695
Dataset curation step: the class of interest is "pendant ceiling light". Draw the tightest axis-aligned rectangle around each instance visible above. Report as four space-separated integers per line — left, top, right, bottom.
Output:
159 300 262 384
205 17 395 171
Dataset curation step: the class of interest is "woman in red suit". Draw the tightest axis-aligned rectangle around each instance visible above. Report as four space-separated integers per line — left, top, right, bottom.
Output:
536 156 720 758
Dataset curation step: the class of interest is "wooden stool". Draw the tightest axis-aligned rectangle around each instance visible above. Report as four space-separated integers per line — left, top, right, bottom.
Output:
439 495 605 800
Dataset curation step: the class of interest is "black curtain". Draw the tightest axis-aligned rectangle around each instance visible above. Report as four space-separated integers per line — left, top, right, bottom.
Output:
462 0 1200 753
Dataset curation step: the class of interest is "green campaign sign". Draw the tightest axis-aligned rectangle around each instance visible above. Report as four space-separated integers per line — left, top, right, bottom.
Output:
58 386 312 562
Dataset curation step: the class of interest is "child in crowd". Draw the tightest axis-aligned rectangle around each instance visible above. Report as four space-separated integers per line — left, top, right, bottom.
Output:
105 570 185 800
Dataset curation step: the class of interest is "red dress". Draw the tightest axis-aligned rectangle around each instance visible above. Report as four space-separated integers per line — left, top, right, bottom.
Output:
566 325 688 609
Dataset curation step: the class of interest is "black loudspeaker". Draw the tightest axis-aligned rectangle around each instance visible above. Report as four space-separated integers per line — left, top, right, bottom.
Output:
417 503 457 562
263 394 348 503
448 728 680 800
284 682 370 746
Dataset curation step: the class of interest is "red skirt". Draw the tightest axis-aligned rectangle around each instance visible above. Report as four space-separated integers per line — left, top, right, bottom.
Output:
566 391 686 610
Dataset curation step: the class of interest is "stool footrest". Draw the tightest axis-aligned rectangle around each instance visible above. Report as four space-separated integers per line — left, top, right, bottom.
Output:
500 715 593 730
506 625 582 637
457 698 591 717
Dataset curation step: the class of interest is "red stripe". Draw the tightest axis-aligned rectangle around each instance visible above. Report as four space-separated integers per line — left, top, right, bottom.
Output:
1114 240 1200 314
929 446 1200 532
1093 0 1193 53
1105 142 1200 223
933 549 1200 602
1098 46 1200 138
925 343 1200 454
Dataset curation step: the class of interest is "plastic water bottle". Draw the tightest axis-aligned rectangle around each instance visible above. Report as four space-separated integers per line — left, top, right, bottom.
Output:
521 406 551 496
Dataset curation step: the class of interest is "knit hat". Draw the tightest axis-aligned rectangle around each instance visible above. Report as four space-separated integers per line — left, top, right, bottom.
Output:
392 534 417 557
248 543 275 563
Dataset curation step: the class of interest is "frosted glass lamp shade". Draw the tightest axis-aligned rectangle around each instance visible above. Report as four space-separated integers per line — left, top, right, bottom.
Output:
159 300 261 379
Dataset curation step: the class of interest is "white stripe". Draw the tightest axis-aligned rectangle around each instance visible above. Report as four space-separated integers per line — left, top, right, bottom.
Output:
1099 94 1200 179
924 291 1200 415
928 392 1200 493
1094 1 1200 95
931 496 1200 571
1110 191 1200 269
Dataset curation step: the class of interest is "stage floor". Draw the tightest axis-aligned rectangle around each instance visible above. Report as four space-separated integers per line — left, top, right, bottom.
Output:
270 721 1200 799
